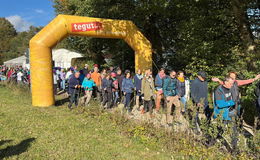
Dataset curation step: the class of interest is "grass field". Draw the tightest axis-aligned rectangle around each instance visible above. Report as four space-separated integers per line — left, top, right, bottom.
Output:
0 84 254 159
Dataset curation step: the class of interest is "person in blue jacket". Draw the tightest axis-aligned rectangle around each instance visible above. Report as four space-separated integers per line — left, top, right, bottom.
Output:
191 71 209 120
155 68 166 111
134 69 143 108
122 70 135 112
82 73 96 106
68 72 81 109
102 73 113 108
214 77 236 121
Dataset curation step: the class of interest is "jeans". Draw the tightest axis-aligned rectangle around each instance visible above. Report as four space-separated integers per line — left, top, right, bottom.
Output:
180 96 187 112
113 91 119 106
102 91 112 108
61 80 66 90
125 93 132 111
68 90 79 108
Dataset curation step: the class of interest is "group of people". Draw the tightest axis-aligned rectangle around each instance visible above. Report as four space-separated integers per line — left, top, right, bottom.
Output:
65 64 260 126
1 64 260 127
0 65 30 84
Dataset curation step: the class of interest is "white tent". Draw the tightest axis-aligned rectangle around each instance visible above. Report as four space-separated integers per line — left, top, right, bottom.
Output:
3 49 83 69
52 49 83 68
4 56 27 68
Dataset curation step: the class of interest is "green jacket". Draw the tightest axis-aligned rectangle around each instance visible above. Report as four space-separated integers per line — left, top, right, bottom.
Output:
163 76 178 97
141 76 155 101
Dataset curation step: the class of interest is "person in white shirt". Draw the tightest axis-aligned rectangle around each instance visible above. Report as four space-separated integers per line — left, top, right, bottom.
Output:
17 71 23 84
53 72 58 95
65 69 73 81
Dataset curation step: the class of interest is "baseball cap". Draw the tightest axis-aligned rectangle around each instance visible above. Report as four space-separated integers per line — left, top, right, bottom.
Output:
198 71 207 79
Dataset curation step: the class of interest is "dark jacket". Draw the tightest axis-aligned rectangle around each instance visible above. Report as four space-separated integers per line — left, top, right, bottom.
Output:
176 79 185 97
231 81 240 103
155 74 163 89
116 75 124 91
163 76 178 97
213 85 235 121
191 78 208 106
82 68 89 75
122 78 134 93
134 74 143 91
255 81 260 97
68 75 80 94
102 78 113 93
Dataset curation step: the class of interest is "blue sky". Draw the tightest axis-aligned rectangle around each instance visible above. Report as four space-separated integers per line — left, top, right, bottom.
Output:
0 0 56 32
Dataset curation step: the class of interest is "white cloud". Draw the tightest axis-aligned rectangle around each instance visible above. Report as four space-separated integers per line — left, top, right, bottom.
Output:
34 9 44 14
6 15 33 32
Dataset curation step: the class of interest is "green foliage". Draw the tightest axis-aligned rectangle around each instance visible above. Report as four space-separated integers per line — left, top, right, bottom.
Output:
0 21 41 64
0 18 17 64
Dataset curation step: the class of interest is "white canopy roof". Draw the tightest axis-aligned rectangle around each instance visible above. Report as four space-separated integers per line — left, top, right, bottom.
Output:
4 56 27 67
52 49 83 68
3 49 83 69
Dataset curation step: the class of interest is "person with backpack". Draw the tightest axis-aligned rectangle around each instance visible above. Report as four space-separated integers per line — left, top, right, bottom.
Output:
111 72 119 107
155 68 166 112
213 77 236 121
82 73 96 106
212 72 260 116
68 72 81 109
141 69 155 114
122 70 135 113
134 69 143 108
163 70 180 125
101 73 113 108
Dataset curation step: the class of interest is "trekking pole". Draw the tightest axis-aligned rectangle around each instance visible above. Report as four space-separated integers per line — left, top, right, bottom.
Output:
133 90 136 106
76 86 82 107
152 59 160 72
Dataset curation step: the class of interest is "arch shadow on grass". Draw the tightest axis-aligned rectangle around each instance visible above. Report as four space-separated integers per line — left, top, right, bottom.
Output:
0 138 36 159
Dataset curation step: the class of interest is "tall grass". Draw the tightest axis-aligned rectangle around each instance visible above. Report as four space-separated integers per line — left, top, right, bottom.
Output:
0 83 259 159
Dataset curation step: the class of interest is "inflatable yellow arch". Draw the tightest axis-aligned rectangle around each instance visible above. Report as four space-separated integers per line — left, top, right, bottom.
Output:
29 14 152 107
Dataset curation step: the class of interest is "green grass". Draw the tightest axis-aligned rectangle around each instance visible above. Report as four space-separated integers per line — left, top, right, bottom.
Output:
0 84 254 159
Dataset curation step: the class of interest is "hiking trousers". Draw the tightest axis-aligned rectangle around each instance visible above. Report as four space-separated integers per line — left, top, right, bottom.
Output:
102 91 112 108
69 91 79 108
144 100 153 113
166 96 181 123
84 90 93 106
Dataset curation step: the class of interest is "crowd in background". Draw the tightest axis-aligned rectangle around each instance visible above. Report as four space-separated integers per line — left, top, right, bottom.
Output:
0 65 30 84
1 64 260 127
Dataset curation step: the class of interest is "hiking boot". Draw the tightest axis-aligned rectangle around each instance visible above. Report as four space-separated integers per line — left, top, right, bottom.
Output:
167 123 173 127
141 108 145 114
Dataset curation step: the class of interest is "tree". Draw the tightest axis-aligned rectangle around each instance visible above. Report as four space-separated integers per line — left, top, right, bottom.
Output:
0 18 17 64
52 0 259 74
0 24 41 64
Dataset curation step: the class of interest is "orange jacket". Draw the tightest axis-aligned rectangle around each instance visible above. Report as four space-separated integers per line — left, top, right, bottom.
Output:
91 72 101 86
